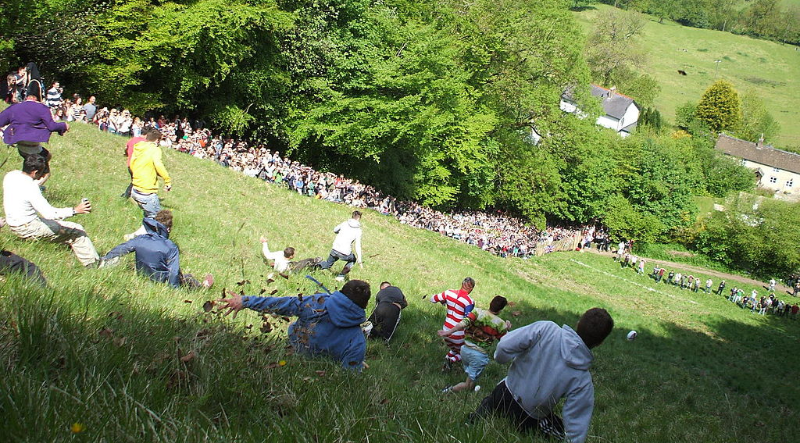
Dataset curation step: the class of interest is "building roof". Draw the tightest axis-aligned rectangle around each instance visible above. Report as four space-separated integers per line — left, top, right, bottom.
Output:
715 133 800 175
590 85 636 120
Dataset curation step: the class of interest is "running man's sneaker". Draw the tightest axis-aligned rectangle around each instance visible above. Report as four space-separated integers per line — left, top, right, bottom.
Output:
441 386 454 394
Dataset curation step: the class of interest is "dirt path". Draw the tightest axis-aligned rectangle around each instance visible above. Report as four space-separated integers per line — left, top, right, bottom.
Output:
586 249 797 297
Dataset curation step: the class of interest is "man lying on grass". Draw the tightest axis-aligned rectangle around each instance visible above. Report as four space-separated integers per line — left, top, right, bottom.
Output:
217 280 371 370
100 210 212 289
259 235 321 278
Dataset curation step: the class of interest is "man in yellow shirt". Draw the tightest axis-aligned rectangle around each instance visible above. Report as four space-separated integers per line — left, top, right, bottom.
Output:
126 130 172 240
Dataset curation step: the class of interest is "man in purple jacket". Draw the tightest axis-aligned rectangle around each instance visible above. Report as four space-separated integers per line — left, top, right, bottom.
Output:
0 86 69 185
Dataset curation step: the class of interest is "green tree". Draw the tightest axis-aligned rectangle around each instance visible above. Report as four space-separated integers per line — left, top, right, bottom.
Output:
624 74 660 108
287 0 591 210
287 10 498 206
601 194 665 243
646 0 680 24
737 90 781 143
617 136 699 235
584 9 647 87
743 0 782 38
689 136 755 196
638 107 664 133
695 80 741 133
571 0 598 10
675 101 698 129
694 195 800 278
493 132 563 229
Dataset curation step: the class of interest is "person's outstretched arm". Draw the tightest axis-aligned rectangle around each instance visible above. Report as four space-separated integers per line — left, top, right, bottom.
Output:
260 237 283 261
152 147 172 189
218 293 304 319
102 239 138 261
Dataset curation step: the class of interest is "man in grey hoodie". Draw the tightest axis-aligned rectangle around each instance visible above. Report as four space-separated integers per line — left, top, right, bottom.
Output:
471 307 614 443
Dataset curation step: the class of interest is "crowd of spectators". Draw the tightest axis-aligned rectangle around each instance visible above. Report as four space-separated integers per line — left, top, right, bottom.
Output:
4 71 589 258
640 260 800 320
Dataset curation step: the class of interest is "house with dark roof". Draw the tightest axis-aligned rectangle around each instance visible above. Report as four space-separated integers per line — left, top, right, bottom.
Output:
715 133 800 197
559 85 640 137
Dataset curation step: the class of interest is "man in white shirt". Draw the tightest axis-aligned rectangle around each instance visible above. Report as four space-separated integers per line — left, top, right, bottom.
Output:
318 211 362 281
3 155 99 266
260 236 294 274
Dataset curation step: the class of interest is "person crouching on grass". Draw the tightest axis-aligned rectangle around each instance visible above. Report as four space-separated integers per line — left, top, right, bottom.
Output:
470 307 614 443
439 296 511 393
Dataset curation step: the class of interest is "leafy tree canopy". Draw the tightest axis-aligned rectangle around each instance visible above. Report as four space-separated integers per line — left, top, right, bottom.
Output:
696 80 741 134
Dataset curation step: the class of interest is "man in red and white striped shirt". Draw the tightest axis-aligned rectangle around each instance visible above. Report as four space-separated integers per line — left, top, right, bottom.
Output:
428 277 476 369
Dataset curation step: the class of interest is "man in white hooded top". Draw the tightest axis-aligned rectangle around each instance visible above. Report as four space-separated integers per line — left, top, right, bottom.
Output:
318 210 362 281
470 307 614 443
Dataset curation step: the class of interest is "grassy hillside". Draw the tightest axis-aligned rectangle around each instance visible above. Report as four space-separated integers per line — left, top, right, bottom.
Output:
575 5 800 149
1 124 798 442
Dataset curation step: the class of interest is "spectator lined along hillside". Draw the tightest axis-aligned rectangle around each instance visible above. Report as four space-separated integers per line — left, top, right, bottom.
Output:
4 74 593 258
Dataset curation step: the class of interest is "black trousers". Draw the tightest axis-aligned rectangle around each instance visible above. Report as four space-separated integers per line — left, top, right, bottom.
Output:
367 303 401 341
0 250 47 287
474 380 565 439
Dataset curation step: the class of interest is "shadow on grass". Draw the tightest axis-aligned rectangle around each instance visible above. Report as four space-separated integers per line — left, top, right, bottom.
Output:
1 266 798 443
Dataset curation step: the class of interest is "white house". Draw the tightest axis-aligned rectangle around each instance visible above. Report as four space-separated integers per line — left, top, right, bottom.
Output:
560 85 640 137
715 133 800 200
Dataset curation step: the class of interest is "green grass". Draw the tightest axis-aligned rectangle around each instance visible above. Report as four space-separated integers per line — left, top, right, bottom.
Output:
1 124 798 442
636 242 738 273
575 5 800 149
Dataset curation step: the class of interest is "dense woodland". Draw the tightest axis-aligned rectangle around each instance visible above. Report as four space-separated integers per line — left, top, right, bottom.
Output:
1 0 798 277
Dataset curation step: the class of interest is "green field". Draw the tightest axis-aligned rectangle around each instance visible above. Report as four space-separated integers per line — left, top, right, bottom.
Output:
1 124 798 442
737 0 800 9
575 5 800 149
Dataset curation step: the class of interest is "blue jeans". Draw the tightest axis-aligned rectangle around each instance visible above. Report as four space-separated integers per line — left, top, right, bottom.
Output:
131 189 161 219
461 344 490 382
319 249 356 274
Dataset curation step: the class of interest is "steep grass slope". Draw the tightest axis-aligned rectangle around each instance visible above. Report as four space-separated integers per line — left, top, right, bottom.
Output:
0 123 797 442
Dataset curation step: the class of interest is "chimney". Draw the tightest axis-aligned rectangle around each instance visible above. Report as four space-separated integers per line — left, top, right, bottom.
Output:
609 86 617 97
757 134 764 149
